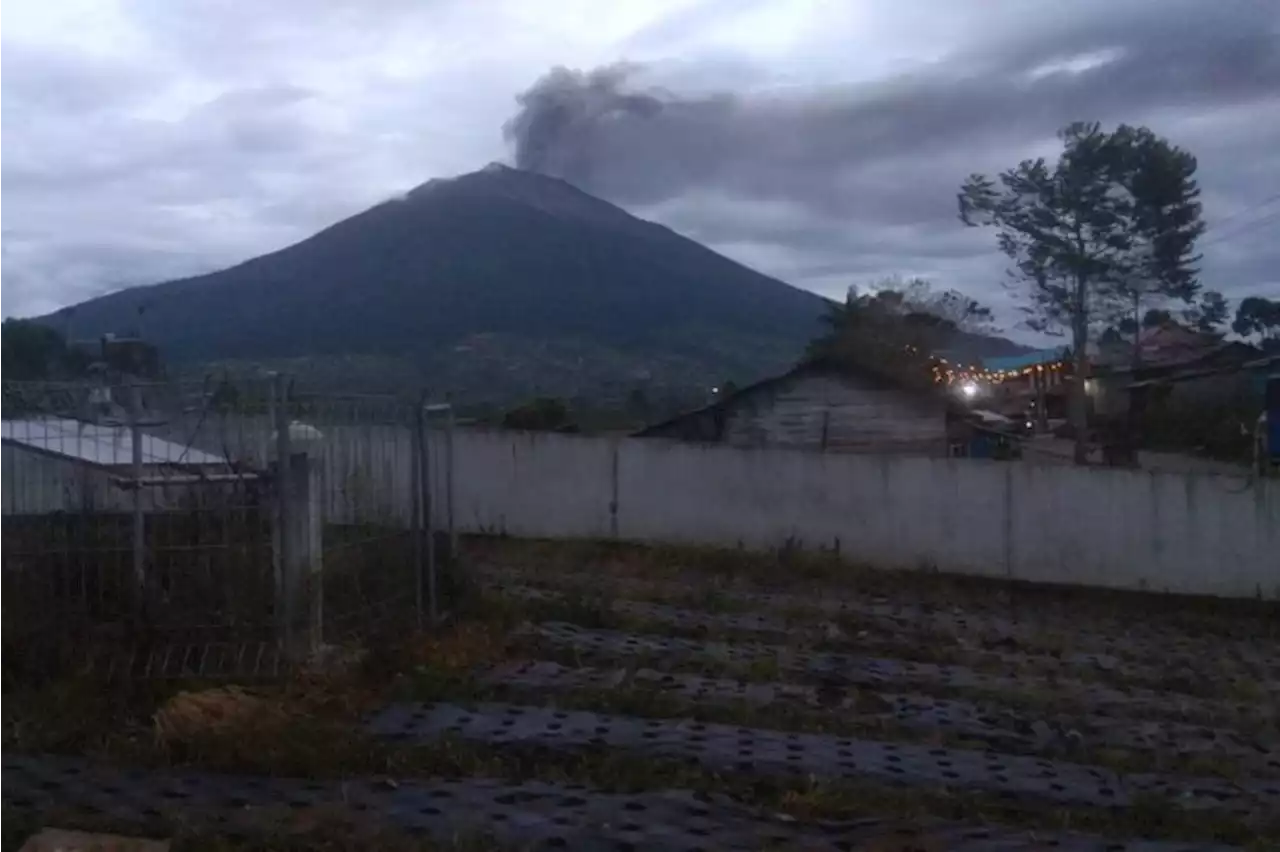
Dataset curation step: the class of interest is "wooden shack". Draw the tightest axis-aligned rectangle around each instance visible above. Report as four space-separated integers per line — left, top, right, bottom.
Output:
634 361 952 455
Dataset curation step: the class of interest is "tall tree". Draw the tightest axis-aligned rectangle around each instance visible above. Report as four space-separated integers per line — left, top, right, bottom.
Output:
855 276 998 335
1232 296 1280 350
959 122 1205 463
1107 125 1205 362
1184 289 1230 336
1 319 90 381
806 282 946 390
903 280 997 335
1142 308 1173 329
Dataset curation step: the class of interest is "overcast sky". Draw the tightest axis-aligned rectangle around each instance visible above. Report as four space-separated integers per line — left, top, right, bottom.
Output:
3 0 1279 337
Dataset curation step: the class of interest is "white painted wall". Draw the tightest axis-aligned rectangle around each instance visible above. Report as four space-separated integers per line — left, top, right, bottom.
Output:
447 430 1280 599
10 419 1275 598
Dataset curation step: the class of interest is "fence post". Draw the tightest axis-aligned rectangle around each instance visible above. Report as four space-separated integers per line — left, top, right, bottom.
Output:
304 452 323 653
273 450 318 660
269 377 280 622
270 374 300 655
127 382 147 619
609 439 620 540
445 398 457 558
422 402 448 625
411 398 425 630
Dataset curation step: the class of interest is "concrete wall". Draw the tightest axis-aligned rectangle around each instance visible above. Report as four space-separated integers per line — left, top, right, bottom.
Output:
10 416 1275 598
447 430 1280 599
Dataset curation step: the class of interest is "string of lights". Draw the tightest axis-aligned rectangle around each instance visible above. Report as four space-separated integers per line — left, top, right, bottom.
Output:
916 349 1069 388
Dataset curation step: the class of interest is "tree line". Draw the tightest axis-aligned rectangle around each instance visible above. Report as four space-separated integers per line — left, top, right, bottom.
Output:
955 120 1277 462
805 121 1277 463
1 318 92 381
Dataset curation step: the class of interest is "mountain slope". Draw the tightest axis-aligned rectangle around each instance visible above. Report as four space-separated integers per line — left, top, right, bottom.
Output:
47 166 830 395
41 164 1026 401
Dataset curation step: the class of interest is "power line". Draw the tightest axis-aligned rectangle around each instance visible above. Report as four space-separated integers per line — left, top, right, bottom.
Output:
1207 191 1280 234
1200 207 1280 249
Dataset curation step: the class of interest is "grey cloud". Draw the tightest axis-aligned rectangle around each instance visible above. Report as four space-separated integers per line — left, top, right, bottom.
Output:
1 72 396 316
645 192 1013 317
5 0 1277 328
617 0 773 54
0 43 154 115
2 0 554 318
505 0 1280 308
507 1 1278 213
125 0 445 81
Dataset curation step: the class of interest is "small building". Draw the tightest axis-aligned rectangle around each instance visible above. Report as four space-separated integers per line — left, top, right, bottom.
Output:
1 417 230 514
979 345 1074 425
1092 340 1262 417
633 360 956 455
69 333 163 382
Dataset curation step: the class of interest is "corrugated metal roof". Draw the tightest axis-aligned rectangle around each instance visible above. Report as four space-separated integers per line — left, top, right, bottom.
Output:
1 418 227 468
981 346 1070 373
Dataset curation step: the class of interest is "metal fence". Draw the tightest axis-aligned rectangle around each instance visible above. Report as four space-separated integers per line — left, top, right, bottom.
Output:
1 375 454 685
288 389 456 646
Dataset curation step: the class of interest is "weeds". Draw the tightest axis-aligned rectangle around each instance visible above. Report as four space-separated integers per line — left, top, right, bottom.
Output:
7 535 1278 850
2 804 504 852
464 536 1280 643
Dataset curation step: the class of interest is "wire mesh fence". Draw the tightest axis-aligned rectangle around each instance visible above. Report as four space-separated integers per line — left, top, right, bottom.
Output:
1 375 454 685
289 390 438 645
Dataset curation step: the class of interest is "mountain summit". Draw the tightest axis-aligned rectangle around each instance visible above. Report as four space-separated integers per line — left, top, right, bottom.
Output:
45 166 833 400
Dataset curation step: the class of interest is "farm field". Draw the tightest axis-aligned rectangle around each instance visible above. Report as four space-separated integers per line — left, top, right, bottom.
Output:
5 538 1279 850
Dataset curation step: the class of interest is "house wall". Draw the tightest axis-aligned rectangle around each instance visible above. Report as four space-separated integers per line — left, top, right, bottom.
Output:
641 409 722 443
704 372 947 454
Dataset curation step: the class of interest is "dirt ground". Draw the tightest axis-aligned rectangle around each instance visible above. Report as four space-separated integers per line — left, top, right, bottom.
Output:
4 537 1278 850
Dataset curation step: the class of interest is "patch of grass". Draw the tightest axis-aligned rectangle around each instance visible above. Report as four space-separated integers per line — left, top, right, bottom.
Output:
3 672 174 755
398 653 1264 784
10 709 1272 849
7 594 1276 851
463 536 1280 643
514 629 1270 738
2 804 503 852
475 552 1280 701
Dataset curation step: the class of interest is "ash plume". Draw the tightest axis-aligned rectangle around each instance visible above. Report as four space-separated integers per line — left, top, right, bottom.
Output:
500 1 1279 219
503 64 665 185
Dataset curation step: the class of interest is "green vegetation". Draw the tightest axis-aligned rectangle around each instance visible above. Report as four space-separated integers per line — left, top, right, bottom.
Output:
0 318 90 381
960 121 1207 462
1233 295 1280 351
